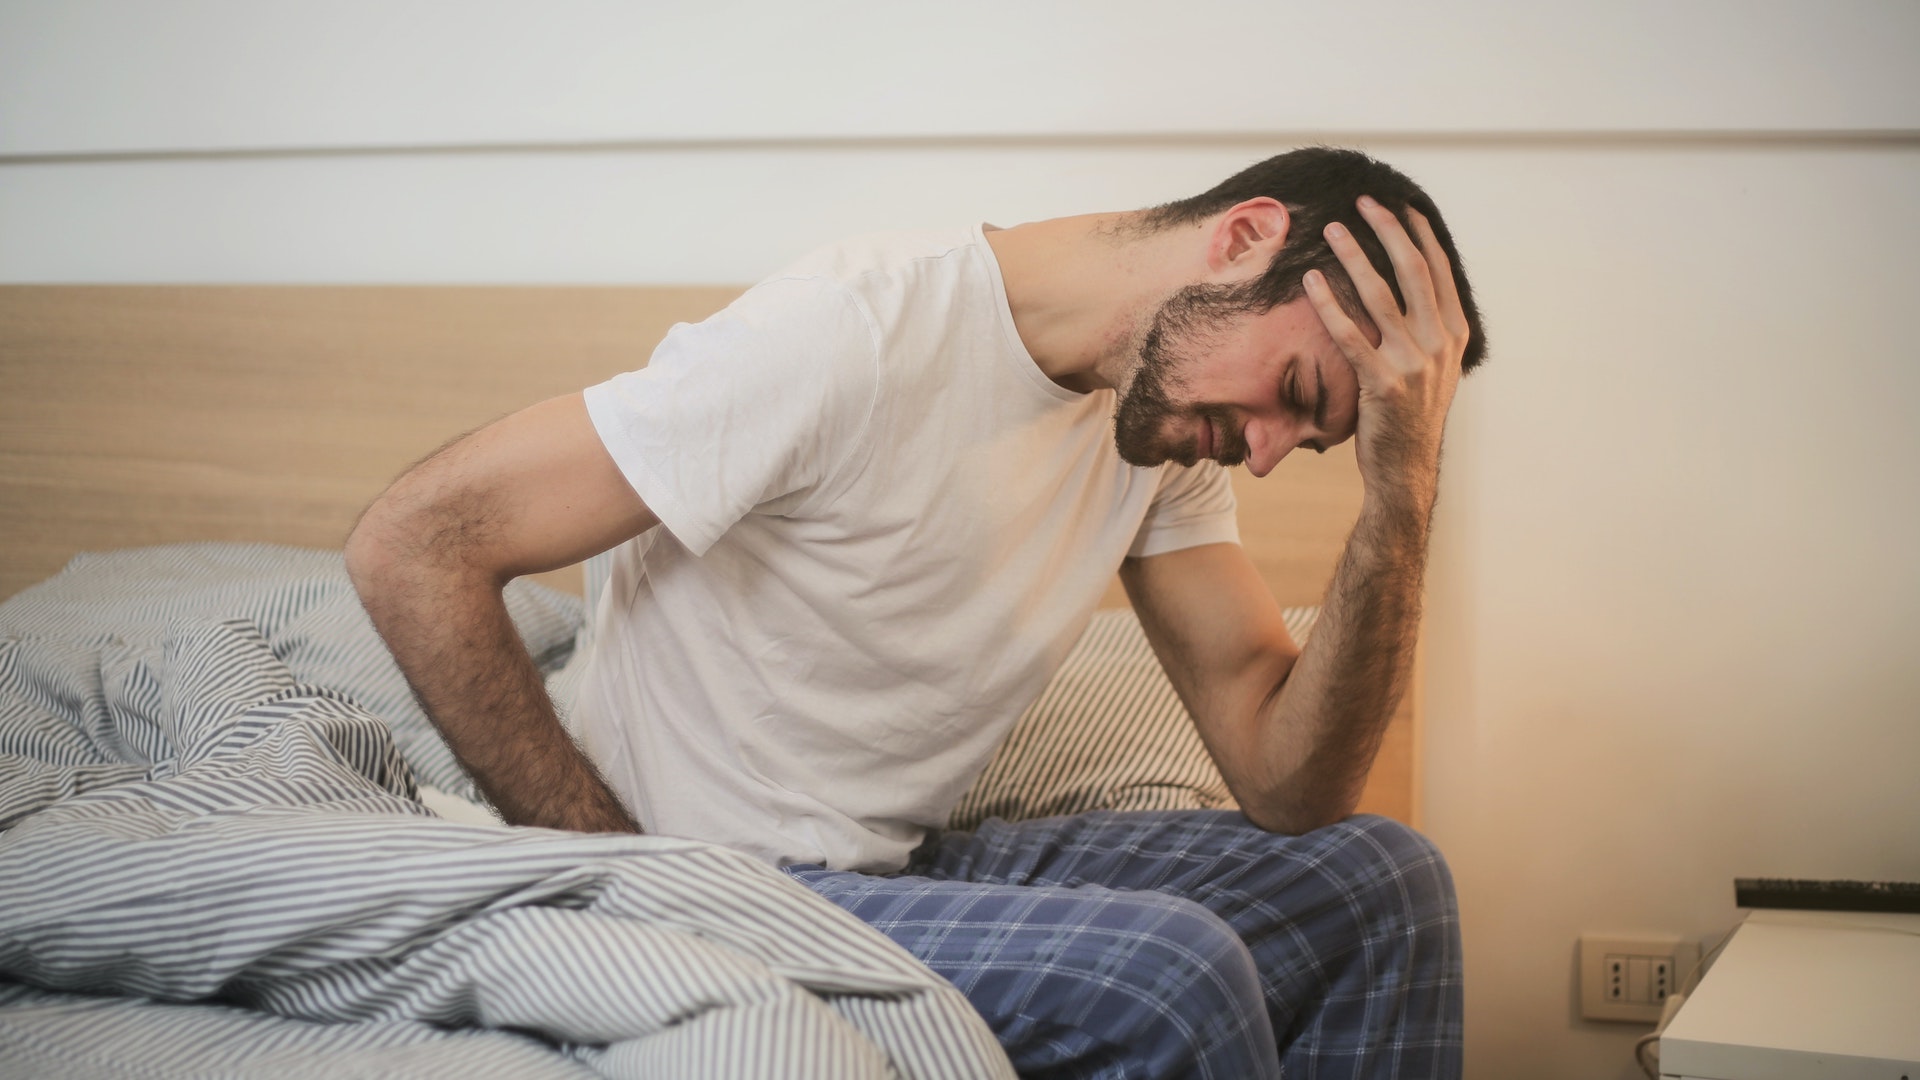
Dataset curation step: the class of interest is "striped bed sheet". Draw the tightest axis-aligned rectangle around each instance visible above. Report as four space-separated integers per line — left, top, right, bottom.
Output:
0 544 1011 1079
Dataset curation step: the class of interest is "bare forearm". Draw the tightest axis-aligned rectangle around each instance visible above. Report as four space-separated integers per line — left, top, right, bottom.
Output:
351 556 640 834
339 393 658 833
1245 483 1432 833
1243 195 1470 832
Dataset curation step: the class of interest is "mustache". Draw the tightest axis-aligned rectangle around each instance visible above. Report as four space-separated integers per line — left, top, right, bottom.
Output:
1112 280 1262 469
1199 406 1250 467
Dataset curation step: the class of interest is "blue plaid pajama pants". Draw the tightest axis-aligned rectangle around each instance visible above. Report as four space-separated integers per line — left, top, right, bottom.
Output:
785 811 1461 1079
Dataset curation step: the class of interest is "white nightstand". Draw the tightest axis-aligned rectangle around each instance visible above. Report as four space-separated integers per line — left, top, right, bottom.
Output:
1659 909 1920 1080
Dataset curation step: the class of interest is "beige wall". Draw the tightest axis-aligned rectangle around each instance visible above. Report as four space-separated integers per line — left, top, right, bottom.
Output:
1413 142 1920 1076
5 5 1917 1076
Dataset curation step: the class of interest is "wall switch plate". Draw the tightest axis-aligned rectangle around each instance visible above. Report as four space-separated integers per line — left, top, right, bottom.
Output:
1578 935 1701 1023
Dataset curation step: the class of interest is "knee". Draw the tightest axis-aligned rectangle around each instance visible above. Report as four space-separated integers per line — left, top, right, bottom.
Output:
1285 815 1460 969
1042 892 1261 1015
1127 894 1265 1004
1338 815 1457 922
983 892 1273 1075
1086 896 1274 1075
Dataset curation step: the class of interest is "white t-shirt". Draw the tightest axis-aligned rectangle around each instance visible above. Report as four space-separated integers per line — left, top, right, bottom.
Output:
571 225 1239 872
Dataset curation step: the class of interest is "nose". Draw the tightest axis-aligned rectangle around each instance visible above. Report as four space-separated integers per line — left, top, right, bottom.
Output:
1242 416 1297 478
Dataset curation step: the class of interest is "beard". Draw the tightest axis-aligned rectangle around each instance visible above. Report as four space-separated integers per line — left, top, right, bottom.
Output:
1112 283 1255 468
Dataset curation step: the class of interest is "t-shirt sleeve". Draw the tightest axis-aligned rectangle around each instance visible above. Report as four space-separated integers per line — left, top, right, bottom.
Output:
582 276 878 556
1128 460 1241 558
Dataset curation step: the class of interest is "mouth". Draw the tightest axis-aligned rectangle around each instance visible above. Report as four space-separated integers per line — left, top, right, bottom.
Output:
1199 416 1216 462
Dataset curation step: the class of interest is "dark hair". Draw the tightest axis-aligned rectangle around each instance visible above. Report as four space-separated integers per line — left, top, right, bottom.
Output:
1142 147 1487 372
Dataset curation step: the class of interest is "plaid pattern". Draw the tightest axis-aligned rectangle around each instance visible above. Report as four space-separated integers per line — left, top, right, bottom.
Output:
788 811 1462 1080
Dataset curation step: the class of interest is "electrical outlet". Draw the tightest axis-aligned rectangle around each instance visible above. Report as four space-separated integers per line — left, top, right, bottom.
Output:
1578 935 1702 1023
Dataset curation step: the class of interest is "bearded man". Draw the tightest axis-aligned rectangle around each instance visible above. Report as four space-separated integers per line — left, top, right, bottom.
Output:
347 146 1488 1079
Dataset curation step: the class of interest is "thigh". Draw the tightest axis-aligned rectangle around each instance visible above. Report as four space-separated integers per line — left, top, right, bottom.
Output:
915 811 1451 958
912 811 1463 1079
913 809 1409 897
786 866 1279 1080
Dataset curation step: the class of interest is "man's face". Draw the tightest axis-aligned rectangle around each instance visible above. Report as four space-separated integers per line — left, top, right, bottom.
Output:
1113 286 1362 477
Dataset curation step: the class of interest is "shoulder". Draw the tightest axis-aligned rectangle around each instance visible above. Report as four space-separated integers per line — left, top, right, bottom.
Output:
769 227 987 289
694 274 877 359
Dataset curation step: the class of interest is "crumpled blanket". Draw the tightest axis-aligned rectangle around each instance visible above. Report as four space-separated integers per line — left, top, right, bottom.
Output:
0 544 1012 1079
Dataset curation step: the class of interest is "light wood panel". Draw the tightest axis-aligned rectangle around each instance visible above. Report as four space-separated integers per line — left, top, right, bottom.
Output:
0 284 1415 824
0 285 739 598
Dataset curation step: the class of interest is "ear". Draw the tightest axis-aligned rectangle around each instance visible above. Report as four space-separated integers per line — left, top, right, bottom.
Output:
1205 198 1290 277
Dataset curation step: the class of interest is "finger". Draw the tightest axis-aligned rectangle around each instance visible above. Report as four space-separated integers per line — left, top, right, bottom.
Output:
1406 209 1471 342
1301 267 1381 373
1322 219 1407 343
1354 196 1443 334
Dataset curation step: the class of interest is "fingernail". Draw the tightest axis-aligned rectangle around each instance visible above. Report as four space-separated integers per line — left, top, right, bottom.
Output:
1326 222 1348 240
1358 195 1378 209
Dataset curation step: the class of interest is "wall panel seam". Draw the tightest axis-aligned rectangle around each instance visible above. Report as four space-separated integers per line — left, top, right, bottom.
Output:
5 129 1920 167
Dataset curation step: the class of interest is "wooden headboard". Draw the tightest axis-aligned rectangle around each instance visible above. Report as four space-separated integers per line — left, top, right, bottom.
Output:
0 285 1416 823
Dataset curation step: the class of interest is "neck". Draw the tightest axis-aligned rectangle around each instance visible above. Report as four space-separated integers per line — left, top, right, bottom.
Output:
984 212 1207 394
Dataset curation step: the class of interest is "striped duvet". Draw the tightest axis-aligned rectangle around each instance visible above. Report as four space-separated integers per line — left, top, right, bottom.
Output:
0 544 1011 1079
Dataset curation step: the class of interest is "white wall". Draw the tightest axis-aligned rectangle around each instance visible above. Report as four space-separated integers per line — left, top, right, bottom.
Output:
1414 141 1920 1076
5 4 1917 1077
6 0 1916 155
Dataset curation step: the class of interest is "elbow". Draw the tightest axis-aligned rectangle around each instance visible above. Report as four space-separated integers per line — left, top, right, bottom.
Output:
344 485 446 598
1239 788 1359 837
343 498 405 601
344 485 505 602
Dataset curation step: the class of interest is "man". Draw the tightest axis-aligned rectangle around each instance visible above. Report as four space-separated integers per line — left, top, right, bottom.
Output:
347 146 1486 1078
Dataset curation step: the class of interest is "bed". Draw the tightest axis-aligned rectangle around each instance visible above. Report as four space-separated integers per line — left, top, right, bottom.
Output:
0 285 1420 1075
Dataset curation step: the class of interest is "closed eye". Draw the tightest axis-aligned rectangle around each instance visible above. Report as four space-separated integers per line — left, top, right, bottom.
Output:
1291 359 1329 453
